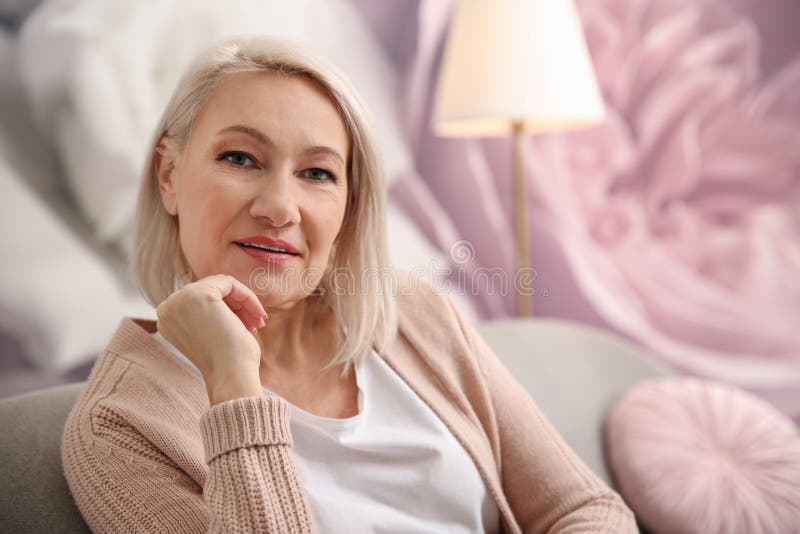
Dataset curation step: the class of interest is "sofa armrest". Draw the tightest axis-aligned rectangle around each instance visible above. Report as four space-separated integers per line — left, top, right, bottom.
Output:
476 318 673 486
0 382 90 533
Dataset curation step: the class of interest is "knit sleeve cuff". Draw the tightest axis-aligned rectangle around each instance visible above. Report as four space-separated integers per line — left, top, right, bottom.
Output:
201 395 293 463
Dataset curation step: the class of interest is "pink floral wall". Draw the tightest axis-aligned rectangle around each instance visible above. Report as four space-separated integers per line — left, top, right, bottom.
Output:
355 0 800 420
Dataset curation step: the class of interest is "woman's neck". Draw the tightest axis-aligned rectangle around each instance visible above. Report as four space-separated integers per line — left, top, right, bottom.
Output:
255 297 337 377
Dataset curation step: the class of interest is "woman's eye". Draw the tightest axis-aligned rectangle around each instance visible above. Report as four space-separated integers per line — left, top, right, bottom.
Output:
302 168 336 182
219 151 256 168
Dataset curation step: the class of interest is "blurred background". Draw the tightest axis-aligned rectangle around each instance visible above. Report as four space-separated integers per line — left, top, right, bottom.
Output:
1 0 798 423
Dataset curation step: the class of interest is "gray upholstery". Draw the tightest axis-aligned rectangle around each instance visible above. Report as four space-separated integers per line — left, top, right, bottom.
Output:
0 318 670 531
476 319 673 485
0 382 89 533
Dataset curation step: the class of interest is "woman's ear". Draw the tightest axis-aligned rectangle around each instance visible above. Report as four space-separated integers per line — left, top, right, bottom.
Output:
155 135 179 216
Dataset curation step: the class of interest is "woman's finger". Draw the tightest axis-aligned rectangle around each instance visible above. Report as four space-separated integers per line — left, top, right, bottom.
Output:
226 301 266 330
221 287 267 329
203 274 267 321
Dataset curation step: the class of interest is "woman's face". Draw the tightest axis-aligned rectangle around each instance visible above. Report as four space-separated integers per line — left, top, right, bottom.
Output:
158 71 350 309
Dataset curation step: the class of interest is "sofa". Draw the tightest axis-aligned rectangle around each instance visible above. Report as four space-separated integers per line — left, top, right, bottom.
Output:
0 317 671 532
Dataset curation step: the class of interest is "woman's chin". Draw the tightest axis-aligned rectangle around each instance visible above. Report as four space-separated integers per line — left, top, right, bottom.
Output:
256 292 308 312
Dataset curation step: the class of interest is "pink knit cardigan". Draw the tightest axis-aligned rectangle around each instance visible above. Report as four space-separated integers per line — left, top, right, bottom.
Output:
61 271 636 533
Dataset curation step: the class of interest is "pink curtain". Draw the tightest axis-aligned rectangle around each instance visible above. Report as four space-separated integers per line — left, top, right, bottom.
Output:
354 0 800 420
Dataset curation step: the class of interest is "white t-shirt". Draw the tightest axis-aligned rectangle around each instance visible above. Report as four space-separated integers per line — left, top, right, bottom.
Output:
153 331 500 533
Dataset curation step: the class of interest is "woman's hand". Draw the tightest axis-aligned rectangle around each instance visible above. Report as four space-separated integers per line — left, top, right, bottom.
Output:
155 274 268 405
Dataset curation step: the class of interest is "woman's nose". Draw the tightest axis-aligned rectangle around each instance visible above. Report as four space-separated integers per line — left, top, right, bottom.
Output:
249 171 301 228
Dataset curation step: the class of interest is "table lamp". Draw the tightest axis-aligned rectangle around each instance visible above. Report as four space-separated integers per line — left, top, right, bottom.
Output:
433 0 606 316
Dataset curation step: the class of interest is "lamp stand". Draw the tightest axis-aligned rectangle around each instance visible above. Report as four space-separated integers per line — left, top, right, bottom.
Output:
512 121 531 317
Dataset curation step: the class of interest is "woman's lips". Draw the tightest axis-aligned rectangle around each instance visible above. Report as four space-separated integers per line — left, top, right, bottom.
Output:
236 243 299 264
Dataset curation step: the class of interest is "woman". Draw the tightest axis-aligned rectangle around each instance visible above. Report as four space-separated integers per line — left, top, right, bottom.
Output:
62 37 636 533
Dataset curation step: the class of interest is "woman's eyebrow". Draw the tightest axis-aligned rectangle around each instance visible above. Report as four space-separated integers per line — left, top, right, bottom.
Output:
217 124 272 145
301 146 346 168
217 124 345 168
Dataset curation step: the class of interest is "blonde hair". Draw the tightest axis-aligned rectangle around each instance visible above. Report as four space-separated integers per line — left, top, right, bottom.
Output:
133 36 397 372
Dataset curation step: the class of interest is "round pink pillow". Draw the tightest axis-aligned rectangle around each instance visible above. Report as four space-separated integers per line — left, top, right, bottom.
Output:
606 378 800 534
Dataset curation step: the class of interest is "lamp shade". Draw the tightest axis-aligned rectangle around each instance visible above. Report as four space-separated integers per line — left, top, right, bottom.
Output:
433 0 605 137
